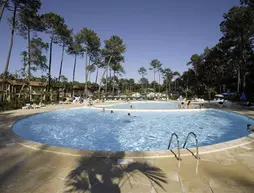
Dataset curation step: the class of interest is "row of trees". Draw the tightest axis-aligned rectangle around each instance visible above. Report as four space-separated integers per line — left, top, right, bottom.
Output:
134 0 254 100
1 0 254 101
138 60 180 96
0 0 126 99
181 0 254 100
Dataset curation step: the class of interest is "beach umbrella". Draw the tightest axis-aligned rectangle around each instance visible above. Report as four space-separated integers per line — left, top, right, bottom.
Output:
215 94 224 98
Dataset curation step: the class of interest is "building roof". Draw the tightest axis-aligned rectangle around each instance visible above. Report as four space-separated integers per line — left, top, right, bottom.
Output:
0 79 47 86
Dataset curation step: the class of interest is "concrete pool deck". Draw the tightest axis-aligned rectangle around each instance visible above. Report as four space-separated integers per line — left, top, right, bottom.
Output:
0 103 254 192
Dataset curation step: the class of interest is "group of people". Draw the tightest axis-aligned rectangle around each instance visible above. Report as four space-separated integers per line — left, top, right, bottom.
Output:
178 101 192 109
178 101 204 109
102 108 134 116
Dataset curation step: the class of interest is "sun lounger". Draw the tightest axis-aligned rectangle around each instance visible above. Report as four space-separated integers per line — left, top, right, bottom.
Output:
31 103 41 109
22 103 31 109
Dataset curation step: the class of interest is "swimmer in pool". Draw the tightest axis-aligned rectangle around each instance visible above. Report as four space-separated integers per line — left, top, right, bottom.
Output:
127 112 136 117
130 105 132 108
247 124 254 131
110 110 114 113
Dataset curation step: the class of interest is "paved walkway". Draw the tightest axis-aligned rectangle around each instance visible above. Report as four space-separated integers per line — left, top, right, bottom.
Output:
0 104 254 193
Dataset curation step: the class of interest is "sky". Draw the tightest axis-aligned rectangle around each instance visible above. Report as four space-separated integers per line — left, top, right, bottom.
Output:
0 0 240 83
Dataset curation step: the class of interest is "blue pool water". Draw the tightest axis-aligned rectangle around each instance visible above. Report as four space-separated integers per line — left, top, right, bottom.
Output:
12 108 254 151
109 102 179 109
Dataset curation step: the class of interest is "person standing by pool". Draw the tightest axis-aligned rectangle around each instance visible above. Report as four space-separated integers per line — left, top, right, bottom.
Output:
187 101 191 108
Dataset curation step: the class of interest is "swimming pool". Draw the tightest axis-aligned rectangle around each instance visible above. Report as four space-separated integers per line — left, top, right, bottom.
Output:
12 108 254 151
108 102 179 109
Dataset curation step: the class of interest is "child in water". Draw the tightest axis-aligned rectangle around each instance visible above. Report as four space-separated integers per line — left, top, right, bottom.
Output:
247 124 254 131
178 102 184 109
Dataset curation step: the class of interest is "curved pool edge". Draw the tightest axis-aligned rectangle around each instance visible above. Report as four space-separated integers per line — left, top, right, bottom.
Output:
6 128 254 159
6 107 254 159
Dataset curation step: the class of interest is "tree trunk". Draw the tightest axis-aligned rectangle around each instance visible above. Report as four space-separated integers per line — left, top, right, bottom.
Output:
95 66 99 84
158 72 161 94
98 56 112 93
88 72 91 81
105 65 108 94
153 70 156 92
88 57 91 81
208 87 211 100
84 49 88 98
239 31 245 93
112 71 115 95
237 68 240 94
4 4 17 78
58 44 65 81
27 29 31 101
72 54 77 97
165 81 168 98
168 80 170 98
48 38 53 100
0 0 7 23
98 68 107 93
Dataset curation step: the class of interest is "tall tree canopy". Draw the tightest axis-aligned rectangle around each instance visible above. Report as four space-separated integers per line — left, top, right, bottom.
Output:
42 12 65 91
76 27 101 96
4 0 41 78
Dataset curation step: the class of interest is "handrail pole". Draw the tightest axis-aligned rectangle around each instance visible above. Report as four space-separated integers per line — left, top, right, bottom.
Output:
195 138 199 159
183 132 200 159
177 138 181 160
167 133 181 160
167 135 173 149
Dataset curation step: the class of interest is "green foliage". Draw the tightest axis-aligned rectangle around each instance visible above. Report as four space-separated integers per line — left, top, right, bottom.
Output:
162 68 173 82
20 37 48 77
16 4 43 38
139 77 149 85
57 23 72 47
76 27 101 58
42 12 65 42
149 59 162 73
67 34 84 56
103 35 126 67
87 64 96 73
0 71 19 79
138 67 147 77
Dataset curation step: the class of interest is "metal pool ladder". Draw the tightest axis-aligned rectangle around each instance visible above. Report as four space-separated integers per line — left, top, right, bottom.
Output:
167 133 181 160
183 132 200 159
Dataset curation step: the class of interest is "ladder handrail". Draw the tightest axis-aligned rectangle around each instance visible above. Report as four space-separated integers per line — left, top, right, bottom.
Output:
167 133 181 160
183 132 200 159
